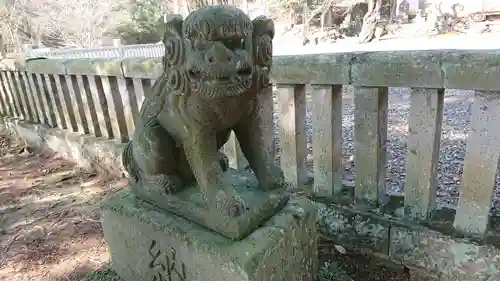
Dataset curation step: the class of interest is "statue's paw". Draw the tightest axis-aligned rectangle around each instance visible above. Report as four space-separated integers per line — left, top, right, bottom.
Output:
213 189 247 217
259 164 286 190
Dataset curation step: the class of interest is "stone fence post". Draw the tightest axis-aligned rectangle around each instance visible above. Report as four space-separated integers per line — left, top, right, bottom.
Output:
0 35 5 59
113 39 124 58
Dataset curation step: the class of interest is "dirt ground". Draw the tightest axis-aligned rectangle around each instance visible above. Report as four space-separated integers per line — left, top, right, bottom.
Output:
0 136 127 281
0 136 409 281
318 236 410 281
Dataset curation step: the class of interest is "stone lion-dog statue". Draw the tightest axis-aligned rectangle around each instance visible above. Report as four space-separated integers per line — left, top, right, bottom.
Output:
122 5 287 227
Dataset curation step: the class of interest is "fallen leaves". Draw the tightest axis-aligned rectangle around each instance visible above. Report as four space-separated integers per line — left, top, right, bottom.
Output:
334 244 347 254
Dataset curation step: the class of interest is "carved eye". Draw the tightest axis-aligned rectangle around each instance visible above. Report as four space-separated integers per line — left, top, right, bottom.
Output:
222 38 245 50
193 38 208 50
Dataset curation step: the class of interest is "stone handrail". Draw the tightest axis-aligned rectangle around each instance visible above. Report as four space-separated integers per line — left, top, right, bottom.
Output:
1 50 500 254
25 43 165 59
9 49 500 91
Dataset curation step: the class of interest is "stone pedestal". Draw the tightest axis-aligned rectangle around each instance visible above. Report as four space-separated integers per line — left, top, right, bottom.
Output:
101 189 317 281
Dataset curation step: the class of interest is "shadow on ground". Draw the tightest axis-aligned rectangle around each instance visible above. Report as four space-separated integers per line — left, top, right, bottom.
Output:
0 136 127 281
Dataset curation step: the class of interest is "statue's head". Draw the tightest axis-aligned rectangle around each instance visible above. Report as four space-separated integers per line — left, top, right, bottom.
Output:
161 6 274 99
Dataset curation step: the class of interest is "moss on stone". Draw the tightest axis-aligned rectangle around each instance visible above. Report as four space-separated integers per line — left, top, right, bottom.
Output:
81 268 123 281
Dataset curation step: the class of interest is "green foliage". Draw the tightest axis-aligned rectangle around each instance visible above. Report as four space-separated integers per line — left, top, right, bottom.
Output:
111 0 168 44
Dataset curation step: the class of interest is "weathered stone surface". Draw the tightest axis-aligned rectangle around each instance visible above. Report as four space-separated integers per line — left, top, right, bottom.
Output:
133 169 289 240
454 91 500 236
26 59 66 74
121 58 162 79
350 51 443 88
404 88 443 220
317 199 500 280
353 86 388 208
311 85 343 196
64 59 124 77
442 51 500 91
271 53 350 85
8 48 500 93
122 6 287 239
315 202 390 254
271 50 500 89
407 266 440 281
0 116 125 176
391 225 500 281
275 84 308 188
101 189 317 281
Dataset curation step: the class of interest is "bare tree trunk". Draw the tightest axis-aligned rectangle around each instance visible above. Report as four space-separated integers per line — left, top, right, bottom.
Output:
302 3 310 45
358 0 382 43
185 0 209 13
173 0 180 14
240 0 248 13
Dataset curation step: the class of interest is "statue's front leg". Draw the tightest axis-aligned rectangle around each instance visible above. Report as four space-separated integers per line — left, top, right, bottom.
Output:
182 131 246 217
233 107 285 191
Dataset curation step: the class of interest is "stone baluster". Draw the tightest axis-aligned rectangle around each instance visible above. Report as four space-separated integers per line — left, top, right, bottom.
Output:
99 76 129 142
42 74 64 129
26 73 47 124
404 88 444 220
35 73 57 126
454 91 500 236
74 75 99 135
0 72 8 115
132 78 146 112
354 86 389 209
117 77 136 140
311 84 343 197
1 71 21 118
54 75 79 132
5 71 25 119
276 84 308 189
84 75 110 138
12 72 31 121
64 75 89 134
17 72 37 122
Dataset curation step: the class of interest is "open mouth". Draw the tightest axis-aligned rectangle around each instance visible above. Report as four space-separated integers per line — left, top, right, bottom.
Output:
236 67 252 77
188 66 253 86
214 67 252 85
188 69 202 79
213 75 233 85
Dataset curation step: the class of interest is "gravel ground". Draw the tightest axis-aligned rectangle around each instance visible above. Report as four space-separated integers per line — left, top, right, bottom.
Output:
273 86 500 215
318 236 409 281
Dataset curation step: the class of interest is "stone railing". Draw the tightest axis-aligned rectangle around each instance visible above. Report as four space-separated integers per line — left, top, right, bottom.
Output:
1 50 500 280
26 43 165 59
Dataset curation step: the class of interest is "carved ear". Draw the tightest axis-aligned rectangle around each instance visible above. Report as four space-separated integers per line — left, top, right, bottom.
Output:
252 16 273 67
162 14 188 67
252 16 274 40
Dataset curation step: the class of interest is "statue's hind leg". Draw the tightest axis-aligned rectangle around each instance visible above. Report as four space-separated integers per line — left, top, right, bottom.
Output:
129 121 186 197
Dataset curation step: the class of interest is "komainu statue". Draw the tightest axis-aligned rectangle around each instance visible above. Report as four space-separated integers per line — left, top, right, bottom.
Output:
122 5 287 239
